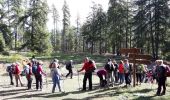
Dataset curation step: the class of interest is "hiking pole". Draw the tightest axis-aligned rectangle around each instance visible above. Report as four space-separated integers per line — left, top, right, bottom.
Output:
77 71 80 91
62 76 65 92
44 71 48 89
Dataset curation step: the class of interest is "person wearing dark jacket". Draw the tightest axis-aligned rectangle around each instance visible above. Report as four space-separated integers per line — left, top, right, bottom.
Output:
66 60 73 79
6 63 15 85
78 57 96 91
155 60 167 96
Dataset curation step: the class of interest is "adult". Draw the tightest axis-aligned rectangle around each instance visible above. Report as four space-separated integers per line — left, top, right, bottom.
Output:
65 60 74 79
13 62 23 87
136 64 144 85
113 60 119 83
24 62 33 90
35 61 46 90
123 59 132 86
155 60 167 96
78 57 96 91
118 60 124 84
6 63 15 85
96 69 107 87
50 59 62 93
104 58 114 87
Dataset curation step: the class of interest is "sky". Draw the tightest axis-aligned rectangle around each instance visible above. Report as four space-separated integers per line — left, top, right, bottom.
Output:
47 0 109 31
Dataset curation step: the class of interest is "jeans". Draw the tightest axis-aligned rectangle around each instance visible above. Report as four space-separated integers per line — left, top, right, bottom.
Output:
119 73 124 84
52 74 61 93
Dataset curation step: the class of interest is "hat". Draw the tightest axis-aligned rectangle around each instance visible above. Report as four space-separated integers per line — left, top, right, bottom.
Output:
108 58 111 62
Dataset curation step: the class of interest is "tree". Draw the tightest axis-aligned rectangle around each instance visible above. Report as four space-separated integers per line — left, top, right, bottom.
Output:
0 0 13 48
62 0 70 52
21 0 51 53
51 4 60 51
133 0 170 59
107 0 128 53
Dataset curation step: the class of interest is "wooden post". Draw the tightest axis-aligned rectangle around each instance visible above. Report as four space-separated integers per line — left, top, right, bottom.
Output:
120 48 154 87
133 54 136 87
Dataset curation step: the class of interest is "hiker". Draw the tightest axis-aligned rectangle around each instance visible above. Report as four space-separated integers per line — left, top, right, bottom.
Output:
96 69 107 87
155 60 167 96
104 58 114 87
13 62 23 87
113 60 119 83
136 64 145 85
35 61 46 90
6 63 15 85
78 57 96 91
50 59 63 93
23 61 33 90
123 59 132 87
118 60 124 84
65 60 74 79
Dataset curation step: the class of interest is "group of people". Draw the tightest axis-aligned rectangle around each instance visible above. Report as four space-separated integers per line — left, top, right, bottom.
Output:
6 56 169 96
6 58 46 90
96 59 133 88
96 59 169 96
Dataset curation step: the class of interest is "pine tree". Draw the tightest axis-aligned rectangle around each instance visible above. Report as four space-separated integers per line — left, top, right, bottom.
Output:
62 0 70 52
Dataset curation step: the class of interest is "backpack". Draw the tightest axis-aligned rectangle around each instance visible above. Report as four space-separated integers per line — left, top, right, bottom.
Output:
165 65 170 77
32 64 38 75
49 62 53 68
6 65 12 72
105 62 113 72
88 60 96 73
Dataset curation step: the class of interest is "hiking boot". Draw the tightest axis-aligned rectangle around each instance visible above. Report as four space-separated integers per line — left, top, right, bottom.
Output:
161 92 165 95
156 93 161 96
21 84 24 87
81 89 86 91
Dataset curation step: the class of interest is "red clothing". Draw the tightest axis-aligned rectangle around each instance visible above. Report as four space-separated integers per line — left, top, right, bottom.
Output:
80 62 94 72
37 65 46 75
37 65 43 74
14 65 20 75
118 64 124 73
97 69 107 76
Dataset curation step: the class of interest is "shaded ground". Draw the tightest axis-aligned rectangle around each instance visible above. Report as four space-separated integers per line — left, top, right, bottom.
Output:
1 63 170 100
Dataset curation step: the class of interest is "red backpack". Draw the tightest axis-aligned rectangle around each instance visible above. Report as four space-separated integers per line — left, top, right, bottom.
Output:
165 65 170 77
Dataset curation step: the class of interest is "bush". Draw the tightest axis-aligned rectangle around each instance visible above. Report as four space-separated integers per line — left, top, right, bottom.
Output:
1 51 10 56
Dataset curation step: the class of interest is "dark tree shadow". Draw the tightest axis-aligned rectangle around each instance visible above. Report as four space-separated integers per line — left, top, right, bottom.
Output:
45 92 69 98
3 93 50 100
133 95 156 100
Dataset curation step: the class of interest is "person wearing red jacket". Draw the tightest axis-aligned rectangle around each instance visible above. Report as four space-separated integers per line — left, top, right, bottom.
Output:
78 57 96 91
118 60 124 84
13 62 23 87
35 61 46 90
